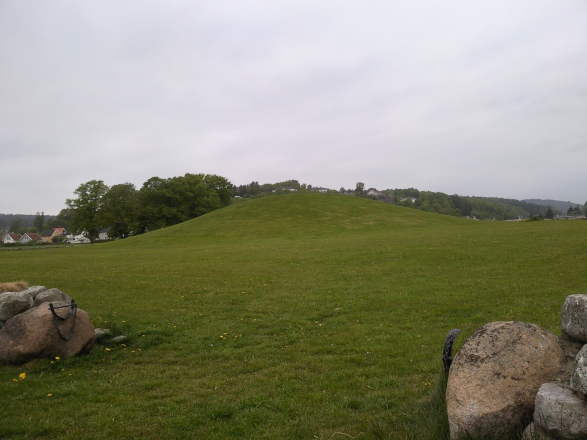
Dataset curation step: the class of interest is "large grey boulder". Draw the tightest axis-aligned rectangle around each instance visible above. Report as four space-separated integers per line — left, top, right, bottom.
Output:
534 383 587 439
21 286 47 299
446 321 565 440
33 288 72 307
570 344 587 396
561 294 587 343
0 302 95 364
0 291 34 321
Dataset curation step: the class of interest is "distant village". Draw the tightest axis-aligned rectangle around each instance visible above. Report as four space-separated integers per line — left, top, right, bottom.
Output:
1 228 109 246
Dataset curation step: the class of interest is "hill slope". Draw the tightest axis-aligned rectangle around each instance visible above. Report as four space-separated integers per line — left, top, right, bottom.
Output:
0 193 586 440
118 192 467 247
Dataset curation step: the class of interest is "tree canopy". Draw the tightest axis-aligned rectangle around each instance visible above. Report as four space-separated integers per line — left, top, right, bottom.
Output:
65 173 233 240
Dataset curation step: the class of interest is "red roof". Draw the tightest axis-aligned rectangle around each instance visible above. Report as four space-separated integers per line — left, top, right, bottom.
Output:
26 233 41 241
51 227 66 237
8 233 22 241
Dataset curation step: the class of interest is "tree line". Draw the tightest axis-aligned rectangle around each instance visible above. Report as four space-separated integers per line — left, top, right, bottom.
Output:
59 173 232 242
345 185 586 220
0 213 58 234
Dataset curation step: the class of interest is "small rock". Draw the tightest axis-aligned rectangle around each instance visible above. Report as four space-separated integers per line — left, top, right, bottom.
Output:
570 344 587 396
110 335 128 344
534 383 587 439
94 328 112 341
0 291 34 321
34 288 72 307
561 294 587 342
20 286 47 299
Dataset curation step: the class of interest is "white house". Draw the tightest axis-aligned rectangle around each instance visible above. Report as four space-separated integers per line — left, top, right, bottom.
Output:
19 232 41 243
65 233 91 244
2 232 21 244
98 231 110 241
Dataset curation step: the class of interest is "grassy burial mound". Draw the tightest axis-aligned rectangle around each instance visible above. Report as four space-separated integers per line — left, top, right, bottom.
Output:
0 193 586 439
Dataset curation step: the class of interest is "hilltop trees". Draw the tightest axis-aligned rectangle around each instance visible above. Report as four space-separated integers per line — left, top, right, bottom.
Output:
64 174 232 240
136 174 232 232
234 179 302 197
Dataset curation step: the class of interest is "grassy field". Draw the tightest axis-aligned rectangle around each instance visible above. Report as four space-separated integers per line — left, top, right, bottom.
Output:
1 193 585 439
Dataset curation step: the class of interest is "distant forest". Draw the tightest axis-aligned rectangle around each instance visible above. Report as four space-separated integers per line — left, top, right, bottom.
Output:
0 213 57 234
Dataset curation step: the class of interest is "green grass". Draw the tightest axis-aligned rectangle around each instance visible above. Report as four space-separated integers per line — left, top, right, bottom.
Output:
0 193 585 439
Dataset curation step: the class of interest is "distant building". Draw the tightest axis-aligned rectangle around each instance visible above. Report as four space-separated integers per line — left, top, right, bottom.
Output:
19 232 41 243
2 232 21 244
50 227 67 239
65 232 90 244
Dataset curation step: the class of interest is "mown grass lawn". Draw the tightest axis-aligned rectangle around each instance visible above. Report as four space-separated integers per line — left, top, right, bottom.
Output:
1 193 585 439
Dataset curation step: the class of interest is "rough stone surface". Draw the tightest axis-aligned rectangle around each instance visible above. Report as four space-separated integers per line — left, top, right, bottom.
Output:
20 286 47 299
534 382 587 439
570 344 587 396
521 422 554 440
94 328 111 340
558 334 584 383
446 321 565 440
0 291 34 321
33 288 72 307
0 281 29 293
561 294 587 343
0 302 95 364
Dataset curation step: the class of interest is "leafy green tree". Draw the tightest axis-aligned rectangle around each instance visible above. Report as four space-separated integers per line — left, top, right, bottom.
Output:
101 183 139 239
201 174 233 206
137 174 233 232
545 207 555 219
33 212 45 233
66 180 109 242
47 209 74 231
355 182 365 195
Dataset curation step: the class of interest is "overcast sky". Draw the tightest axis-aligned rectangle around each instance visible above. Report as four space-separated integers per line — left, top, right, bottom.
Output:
1 0 586 214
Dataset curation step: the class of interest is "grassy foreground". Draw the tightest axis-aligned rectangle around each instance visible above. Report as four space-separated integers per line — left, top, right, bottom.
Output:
1 193 585 439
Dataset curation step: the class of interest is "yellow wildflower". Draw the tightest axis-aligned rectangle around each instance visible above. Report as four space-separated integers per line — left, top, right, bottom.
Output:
47 393 53 398
55 356 61 361
18 372 27 380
